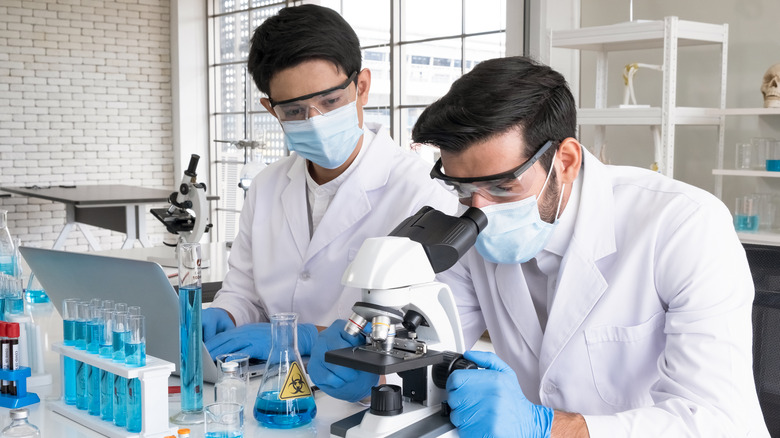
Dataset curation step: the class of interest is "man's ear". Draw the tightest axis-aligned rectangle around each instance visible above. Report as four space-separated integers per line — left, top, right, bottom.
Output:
556 137 582 184
356 68 371 106
260 97 276 119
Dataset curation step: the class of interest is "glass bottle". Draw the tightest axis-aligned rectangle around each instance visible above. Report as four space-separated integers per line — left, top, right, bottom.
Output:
170 242 204 425
0 210 14 277
215 360 247 404
0 408 40 438
254 312 316 429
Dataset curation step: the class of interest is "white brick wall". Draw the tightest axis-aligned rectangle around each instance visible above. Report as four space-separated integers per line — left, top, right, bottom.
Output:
0 0 174 252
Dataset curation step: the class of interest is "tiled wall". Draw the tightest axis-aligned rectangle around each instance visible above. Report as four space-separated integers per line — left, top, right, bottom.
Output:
0 0 174 251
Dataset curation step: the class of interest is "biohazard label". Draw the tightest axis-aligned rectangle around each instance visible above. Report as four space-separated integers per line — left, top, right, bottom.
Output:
279 361 312 400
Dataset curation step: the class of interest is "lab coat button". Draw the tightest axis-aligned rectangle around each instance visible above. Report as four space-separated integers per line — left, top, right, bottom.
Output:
299 271 310 280
543 383 557 394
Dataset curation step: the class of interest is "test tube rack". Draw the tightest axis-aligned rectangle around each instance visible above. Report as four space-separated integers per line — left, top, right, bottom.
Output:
0 366 40 408
49 342 176 438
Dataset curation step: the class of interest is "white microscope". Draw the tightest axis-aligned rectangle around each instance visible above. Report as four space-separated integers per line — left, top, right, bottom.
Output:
150 154 213 267
327 206 487 438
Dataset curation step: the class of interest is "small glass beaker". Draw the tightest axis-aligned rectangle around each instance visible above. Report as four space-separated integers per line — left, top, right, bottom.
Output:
736 142 752 169
766 139 780 171
204 403 244 438
735 195 760 232
752 137 773 170
253 313 316 429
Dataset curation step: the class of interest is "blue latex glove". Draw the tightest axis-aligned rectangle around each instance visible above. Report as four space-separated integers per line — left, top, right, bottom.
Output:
202 307 235 342
447 351 554 438
308 319 379 402
205 321 319 361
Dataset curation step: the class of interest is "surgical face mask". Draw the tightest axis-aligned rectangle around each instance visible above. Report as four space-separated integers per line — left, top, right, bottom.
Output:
475 155 564 264
281 98 364 169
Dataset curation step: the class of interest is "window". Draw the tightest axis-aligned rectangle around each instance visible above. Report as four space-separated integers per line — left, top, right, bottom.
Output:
207 0 506 241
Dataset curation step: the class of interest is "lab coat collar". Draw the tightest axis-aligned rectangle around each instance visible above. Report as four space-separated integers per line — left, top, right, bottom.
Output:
538 147 614 374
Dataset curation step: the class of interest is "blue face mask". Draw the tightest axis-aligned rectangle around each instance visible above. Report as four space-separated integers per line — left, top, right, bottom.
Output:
475 155 564 264
281 99 364 169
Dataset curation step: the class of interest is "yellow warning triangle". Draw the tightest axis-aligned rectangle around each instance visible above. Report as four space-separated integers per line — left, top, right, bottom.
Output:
279 361 312 400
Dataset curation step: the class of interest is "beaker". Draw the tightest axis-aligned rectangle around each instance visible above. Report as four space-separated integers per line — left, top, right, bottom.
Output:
170 242 204 425
253 313 316 429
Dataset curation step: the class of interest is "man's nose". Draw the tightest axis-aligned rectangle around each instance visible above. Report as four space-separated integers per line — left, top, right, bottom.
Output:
469 192 493 209
307 105 323 119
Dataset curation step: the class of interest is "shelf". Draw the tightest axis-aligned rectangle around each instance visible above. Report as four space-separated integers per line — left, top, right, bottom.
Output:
712 169 780 177
551 18 728 52
738 232 780 246
578 107 722 126
719 108 780 116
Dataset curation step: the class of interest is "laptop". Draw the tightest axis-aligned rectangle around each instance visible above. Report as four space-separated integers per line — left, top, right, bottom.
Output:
20 246 262 383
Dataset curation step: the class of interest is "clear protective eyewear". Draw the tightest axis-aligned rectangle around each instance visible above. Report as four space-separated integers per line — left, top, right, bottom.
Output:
430 140 555 201
269 71 357 121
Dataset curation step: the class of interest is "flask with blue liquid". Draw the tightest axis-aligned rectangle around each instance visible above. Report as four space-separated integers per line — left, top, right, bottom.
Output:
254 312 316 429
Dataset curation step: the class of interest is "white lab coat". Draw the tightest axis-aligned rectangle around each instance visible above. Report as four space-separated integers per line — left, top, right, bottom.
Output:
445 148 769 437
212 123 458 327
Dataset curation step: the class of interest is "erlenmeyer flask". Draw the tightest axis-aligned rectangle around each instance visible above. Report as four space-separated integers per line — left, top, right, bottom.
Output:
253 313 316 428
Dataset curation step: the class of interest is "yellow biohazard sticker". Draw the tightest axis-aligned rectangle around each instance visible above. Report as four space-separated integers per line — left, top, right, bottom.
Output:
279 361 312 400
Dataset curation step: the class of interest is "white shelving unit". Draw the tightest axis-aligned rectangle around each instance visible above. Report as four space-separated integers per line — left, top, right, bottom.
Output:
550 16 729 178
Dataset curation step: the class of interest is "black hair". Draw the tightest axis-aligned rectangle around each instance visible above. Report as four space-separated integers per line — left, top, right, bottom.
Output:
412 56 577 171
247 4 362 96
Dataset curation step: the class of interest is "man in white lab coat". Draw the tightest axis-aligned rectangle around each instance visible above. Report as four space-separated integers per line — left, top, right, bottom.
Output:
202 4 456 371
411 56 768 437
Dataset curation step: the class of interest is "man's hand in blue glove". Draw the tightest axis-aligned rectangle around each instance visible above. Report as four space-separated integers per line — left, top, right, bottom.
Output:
205 321 319 361
308 320 379 402
202 307 235 342
447 351 554 438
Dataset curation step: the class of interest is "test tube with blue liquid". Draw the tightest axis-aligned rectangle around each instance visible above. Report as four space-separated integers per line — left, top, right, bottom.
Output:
126 314 145 432
3 276 24 318
112 311 129 427
75 301 90 410
170 242 204 425
100 309 115 422
87 305 104 416
61 299 79 405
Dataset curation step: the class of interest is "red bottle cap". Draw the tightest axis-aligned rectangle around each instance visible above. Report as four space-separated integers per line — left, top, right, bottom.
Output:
0 322 6 338
7 323 19 338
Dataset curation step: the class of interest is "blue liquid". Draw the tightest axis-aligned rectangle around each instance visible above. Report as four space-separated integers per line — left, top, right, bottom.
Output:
125 342 146 367
99 343 112 359
253 391 316 429
205 432 243 438
63 319 77 346
4 297 23 316
24 289 49 304
735 214 760 232
86 321 103 354
112 330 129 362
179 286 203 412
0 260 12 276
127 378 142 433
64 357 77 405
100 369 114 421
88 365 100 415
75 320 87 350
768 160 780 171
113 375 127 427
76 360 89 410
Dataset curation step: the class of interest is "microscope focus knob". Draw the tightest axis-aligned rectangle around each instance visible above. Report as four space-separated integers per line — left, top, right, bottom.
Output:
369 384 403 417
432 352 478 389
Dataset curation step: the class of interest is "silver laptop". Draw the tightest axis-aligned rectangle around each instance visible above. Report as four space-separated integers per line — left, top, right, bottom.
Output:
20 246 254 383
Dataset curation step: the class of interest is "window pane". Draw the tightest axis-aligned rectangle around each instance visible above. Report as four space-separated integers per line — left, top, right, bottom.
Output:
364 108 390 130
215 13 250 63
213 64 248 114
250 5 284 36
342 0 390 46
215 0 246 15
251 113 286 162
401 39 461 106
464 33 505 73
363 47 390 108
400 107 425 150
401 0 462 40
465 0 505 34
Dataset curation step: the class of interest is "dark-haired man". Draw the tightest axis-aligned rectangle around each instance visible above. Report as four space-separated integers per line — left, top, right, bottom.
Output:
202 4 456 395
310 55 769 436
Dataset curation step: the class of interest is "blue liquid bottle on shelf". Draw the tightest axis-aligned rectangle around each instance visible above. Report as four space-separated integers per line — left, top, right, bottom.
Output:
253 313 316 429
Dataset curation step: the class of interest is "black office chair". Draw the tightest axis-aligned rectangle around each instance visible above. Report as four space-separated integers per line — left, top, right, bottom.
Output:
746 244 780 436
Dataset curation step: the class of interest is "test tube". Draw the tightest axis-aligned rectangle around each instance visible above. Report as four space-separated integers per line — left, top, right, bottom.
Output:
125 315 145 367
100 310 114 421
127 378 142 432
75 302 90 410
112 311 129 362
86 306 104 354
127 306 141 316
102 300 114 310
112 310 130 427
75 302 89 350
62 299 79 405
114 303 127 313
3 277 24 317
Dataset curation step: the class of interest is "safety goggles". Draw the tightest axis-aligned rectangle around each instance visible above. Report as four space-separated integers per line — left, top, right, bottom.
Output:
269 71 357 121
430 140 555 201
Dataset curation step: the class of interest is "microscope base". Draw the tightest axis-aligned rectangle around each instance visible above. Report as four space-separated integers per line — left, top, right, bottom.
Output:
331 403 457 438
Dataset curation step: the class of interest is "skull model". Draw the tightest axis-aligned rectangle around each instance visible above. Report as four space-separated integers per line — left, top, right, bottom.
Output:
761 63 780 108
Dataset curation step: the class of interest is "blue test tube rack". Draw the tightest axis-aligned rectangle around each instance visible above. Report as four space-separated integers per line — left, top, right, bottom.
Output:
50 342 176 438
0 366 40 408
